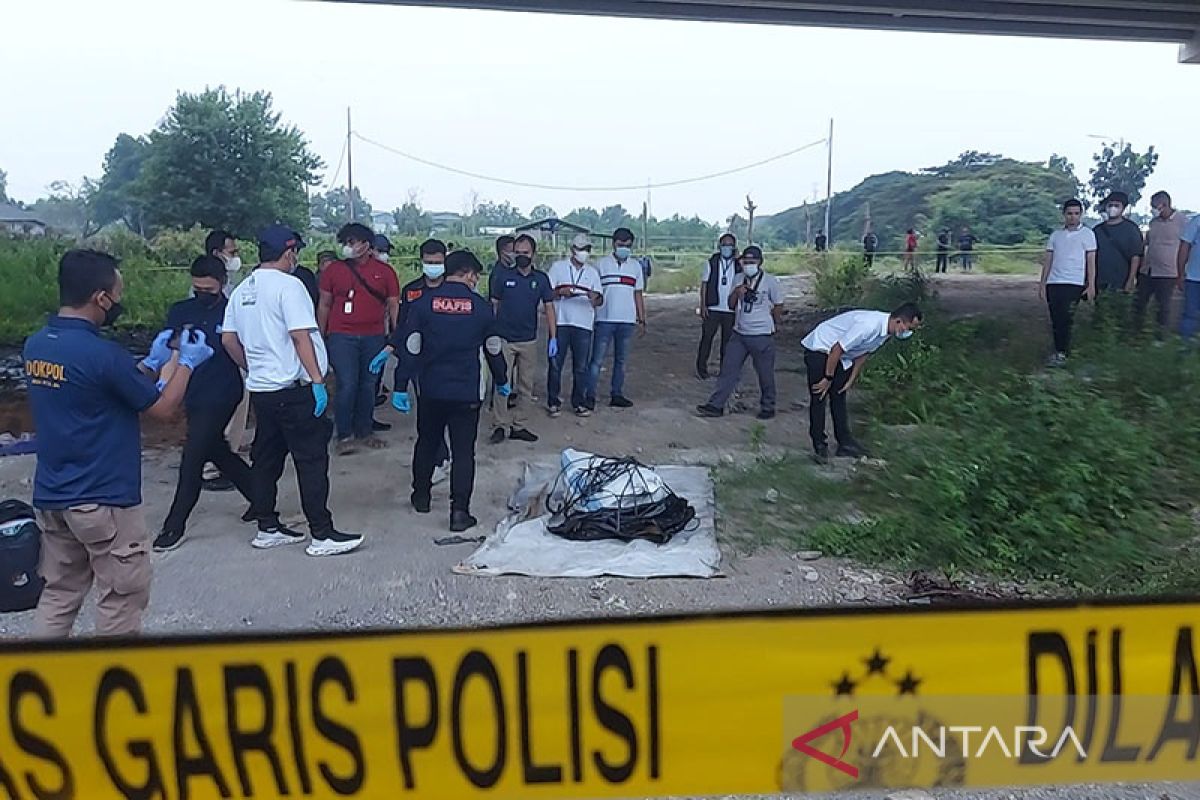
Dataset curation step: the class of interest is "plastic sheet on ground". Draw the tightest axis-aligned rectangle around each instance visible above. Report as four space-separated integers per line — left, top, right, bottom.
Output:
453 461 720 578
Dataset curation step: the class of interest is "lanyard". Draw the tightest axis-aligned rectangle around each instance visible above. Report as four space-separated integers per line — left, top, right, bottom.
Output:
571 264 586 289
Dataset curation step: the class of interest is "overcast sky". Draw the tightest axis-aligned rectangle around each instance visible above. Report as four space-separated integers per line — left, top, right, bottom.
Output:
3 0 1198 226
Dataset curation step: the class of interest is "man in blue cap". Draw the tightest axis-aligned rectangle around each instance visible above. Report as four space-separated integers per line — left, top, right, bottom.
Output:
222 224 363 556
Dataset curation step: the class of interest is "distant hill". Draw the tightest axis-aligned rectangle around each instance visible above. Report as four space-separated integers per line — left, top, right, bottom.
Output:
743 152 1082 250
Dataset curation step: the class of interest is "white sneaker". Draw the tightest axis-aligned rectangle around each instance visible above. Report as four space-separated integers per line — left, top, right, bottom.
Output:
431 462 450 486
251 526 306 549
306 531 364 557
1046 352 1068 368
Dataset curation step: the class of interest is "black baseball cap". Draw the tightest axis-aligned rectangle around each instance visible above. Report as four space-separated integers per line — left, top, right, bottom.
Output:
374 234 393 253
1103 191 1130 207
742 245 764 261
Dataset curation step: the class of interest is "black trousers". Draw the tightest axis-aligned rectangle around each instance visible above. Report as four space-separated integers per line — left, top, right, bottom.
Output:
1134 273 1175 334
1046 284 1084 354
804 349 852 450
936 252 949 273
414 397 480 513
248 385 334 535
696 310 735 375
162 399 253 534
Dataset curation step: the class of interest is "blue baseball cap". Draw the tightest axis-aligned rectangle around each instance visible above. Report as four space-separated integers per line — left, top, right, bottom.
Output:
373 234 393 253
258 223 306 258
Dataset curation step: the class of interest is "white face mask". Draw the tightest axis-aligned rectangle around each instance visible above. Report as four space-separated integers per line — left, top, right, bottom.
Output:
743 263 760 277
223 255 242 273
377 252 390 264
341 244 356 259
1106 205 1124 219
896 329 914 340
573 250 589 264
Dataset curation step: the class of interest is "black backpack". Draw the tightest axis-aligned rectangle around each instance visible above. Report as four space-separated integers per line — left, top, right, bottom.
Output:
0 499 44 612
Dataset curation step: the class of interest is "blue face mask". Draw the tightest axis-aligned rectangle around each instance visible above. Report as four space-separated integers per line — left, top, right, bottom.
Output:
720 245 734 259
423 263 445 280
615 246 632 260
896 329 913 340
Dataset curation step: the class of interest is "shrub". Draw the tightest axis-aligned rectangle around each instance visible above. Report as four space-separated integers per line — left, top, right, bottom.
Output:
810 254 872 309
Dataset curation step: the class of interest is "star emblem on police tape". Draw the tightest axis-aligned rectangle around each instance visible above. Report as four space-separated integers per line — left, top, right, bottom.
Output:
831 647 922 697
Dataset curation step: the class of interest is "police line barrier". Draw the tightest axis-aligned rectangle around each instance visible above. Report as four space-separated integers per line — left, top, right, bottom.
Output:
0 598 1196 799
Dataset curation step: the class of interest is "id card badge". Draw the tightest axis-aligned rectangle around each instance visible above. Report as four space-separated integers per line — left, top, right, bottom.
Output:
344 289 355 315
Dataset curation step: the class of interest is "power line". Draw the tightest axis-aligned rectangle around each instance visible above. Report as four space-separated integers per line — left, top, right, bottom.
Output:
352 131 828 193
321 135 348 192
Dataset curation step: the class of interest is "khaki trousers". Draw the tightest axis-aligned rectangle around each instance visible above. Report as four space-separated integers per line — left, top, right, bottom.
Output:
33 505 152 637
490 339 538 430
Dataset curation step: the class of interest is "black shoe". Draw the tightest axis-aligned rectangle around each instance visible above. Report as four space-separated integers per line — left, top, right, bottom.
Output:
757 410 776 420
241 507 258 523
509 427 538 442
201 476 235 492
836 440 870 458
410 492 431 514
489 427 507 444
372 419 392 432
307 529 364 556
610 396 633 408
507 396 518 409
812 445 830 463
153 528 185 551
450 510 478 532
695 404 723 418
374 393 388 408
695 368 710 380
251 523 306 549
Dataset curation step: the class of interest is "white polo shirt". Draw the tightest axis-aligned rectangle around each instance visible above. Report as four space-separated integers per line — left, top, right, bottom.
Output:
223 267 329 393
801 310 891 369
701 257 738 312
1045 226 1098 286
594 254 645 324
547 259 603 331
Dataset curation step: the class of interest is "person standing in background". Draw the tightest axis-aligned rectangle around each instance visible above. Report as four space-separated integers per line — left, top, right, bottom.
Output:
958 227 978 271
903 229 919 271
1092 191 1142 298
546 234 603 417
586 227 645 410
205 229 243 295
696 233 741 380
1039 199 1097 366
1134 191 1184 336
1178 212 1200 340
863 230 879 269
814 230 827 252
935 229 950 273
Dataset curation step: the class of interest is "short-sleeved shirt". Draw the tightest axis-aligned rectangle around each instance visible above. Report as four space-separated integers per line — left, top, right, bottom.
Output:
23 316 159 509
801 309 892 370
398 276 441 327
547 259 602 331
490 268 553 343
318 256 399 336
958 234 977 250
1093 219 1144 288
165 295 242 411
1183 215 1200 282
295 265 320 309
1046 226 1098 286
731 272 784 336
594 254 646 324
1144 212 1186 278
905 234 918 252
223 267 329 393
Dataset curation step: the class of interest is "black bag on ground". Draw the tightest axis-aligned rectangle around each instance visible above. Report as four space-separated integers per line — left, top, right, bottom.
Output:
0 499 44 612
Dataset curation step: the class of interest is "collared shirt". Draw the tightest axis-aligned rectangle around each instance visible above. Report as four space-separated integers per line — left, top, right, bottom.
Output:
1145 212 1186 278
398 276 442 327
547 259 602 331
165 295 242 411
223 268 329 393
23 316 159 509
801 309 892 369
1046 226 1098 286
490 268 553 343
701 256 738 311
594 254 645 324
318 256 399 336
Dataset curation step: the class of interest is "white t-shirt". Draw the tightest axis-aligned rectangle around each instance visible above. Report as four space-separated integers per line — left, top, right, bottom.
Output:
731 272 784 335
801 309 891 370
594 254 645 324
1046 226 1098 286
223 268 329 393
701 257 738 311
547 259 603 331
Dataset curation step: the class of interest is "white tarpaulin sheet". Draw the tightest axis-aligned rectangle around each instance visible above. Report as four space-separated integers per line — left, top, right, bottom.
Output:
453 462 720 578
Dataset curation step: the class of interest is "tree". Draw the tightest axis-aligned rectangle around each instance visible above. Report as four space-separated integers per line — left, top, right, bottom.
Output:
565 207 601 230
31 179 100 237
599 204 632 232
1088 142 1158 208
121 87 321 235
90 134 151 234
393 201 432 237
311 187 373 228
0 168 7 203
528 204 557 220
473 201 525 227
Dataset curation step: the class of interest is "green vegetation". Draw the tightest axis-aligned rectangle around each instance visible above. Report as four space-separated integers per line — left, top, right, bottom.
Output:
719 303 1200 595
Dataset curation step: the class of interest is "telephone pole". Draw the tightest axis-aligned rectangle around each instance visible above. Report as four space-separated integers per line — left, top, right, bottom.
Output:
346 107 356 222
823 118 834 246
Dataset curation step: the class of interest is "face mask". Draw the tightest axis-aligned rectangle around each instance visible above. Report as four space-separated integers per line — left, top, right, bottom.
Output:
573 250 589 264
423 263 445 280
224 255 242 273
196 290 223 307
1106 205 1123 219
720 245 734 259
896 329 914 340
615 246 632 260
377 252 390 264
1151 206 1163 218
501 252 516 266
342 244 366 260
743 264 760 277
102 298 124 327
515 255 533 270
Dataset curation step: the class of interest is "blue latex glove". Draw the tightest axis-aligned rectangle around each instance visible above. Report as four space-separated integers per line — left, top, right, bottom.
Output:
140 329 174 372
155 378 167 393
177 329 214 371
392 391 411 414
547 338 559 359
497 382 513 397
368 348 390 374
311 383 328 417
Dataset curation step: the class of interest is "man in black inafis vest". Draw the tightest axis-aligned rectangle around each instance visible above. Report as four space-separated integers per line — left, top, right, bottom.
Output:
695 233 742 379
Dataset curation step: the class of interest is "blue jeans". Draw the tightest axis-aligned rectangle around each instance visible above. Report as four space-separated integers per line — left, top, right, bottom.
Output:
586 321 635 404
327 333 385 440
1181 281 1200 340
547 325 592 410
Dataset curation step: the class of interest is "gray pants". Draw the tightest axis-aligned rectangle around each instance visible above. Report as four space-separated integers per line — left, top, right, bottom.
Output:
706 332 776 413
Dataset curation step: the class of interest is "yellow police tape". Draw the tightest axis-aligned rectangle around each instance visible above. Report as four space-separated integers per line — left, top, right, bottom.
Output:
0 599 1196 798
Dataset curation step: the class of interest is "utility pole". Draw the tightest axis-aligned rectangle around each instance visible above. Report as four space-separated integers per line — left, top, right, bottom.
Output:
823 118 834 246
346 107 355 222
745 195 758 245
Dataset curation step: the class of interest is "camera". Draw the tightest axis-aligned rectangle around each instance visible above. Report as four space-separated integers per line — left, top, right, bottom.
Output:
741 288 759 313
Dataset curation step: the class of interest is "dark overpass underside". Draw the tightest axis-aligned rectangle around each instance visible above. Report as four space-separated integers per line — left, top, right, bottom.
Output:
325 0 1200 61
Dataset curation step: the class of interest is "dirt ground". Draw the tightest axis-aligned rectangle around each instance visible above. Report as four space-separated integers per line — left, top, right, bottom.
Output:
3 272 1188 799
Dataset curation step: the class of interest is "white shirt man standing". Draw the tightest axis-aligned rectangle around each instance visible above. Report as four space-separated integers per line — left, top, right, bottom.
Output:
546 233 603 417
221 224 363 557
696 232 741 379
586 226 646 410
1039 198 1097 366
